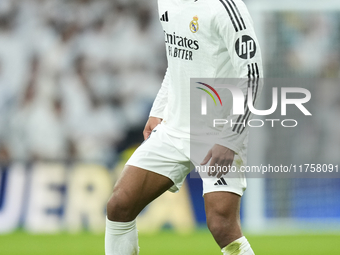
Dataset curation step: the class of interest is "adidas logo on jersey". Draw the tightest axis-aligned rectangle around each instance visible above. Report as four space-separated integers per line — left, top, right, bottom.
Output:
160 11 169 22
214 177 228 186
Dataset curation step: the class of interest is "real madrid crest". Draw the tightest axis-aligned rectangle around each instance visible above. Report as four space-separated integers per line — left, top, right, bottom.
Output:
190 15 199 33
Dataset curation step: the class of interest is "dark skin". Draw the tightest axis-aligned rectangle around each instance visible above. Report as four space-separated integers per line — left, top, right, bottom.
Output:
201 144 235 178
107 117 242 249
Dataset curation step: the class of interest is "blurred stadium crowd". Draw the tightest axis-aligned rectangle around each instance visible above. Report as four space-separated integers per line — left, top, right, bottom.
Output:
0 0 166 165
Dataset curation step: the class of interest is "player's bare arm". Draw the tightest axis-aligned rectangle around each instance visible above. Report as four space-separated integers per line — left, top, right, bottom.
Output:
201 144 235 178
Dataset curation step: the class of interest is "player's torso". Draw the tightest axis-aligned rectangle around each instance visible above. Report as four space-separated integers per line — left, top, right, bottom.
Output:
158 0 221 76
158 0 236 136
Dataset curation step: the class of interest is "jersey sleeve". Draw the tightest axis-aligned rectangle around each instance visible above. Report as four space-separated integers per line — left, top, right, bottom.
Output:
213 0 263 154
149 68 170 119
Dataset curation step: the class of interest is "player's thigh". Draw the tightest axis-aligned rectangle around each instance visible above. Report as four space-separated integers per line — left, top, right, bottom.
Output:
204 191 241 222
204 191 242 248
107 164 174 221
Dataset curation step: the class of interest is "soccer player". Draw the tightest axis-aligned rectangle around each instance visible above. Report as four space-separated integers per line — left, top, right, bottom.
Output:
105 0 263 254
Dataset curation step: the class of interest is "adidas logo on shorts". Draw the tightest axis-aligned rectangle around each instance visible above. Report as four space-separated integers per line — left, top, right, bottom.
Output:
214 177 228 186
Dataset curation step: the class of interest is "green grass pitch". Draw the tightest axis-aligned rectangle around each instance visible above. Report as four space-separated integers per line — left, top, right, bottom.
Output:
1 231 340 255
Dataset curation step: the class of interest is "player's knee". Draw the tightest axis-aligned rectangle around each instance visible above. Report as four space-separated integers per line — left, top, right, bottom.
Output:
107 190 136 222
207 216 224 236
206 212 236 236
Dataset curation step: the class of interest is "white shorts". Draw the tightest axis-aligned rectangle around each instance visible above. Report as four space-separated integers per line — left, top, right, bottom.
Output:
126 124 247 196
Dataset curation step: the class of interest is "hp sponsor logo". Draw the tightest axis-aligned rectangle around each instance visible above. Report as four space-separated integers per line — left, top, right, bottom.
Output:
235 35 256 59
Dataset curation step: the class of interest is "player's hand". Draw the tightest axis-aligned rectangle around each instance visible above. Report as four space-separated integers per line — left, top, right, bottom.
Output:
143 117 162 140
200 144 235 178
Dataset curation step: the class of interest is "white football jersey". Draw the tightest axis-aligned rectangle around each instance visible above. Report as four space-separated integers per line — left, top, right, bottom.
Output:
150 0 263 162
